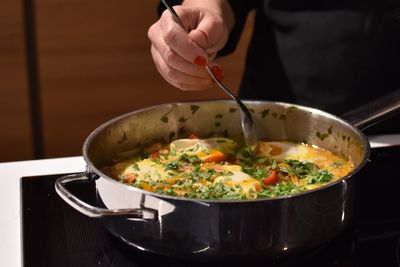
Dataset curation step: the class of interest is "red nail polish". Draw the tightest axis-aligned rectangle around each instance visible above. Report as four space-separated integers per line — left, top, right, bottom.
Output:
193 56 207 67
211 66 223 76
214 73 224 82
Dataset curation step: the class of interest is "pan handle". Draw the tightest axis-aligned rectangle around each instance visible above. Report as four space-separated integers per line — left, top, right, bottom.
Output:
55 173 158 221
340 89 400 130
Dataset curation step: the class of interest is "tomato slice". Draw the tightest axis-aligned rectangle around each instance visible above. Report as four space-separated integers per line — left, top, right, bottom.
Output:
226 155 237 164
189 133 199 139
263 170 278 186
150 150 160 159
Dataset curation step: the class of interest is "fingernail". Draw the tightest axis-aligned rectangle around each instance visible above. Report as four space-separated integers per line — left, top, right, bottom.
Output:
193 56 207 67
211 66 224 81
212 72 224 82
216 73 224 82
211 66 223 76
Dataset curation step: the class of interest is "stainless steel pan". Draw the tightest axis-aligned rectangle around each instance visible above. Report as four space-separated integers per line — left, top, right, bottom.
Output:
55 89 400 260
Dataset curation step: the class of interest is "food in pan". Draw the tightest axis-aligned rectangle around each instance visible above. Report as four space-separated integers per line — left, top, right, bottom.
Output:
103 136 354 200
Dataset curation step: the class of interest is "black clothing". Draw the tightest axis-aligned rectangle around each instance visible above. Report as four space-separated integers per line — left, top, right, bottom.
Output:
159 0 400 133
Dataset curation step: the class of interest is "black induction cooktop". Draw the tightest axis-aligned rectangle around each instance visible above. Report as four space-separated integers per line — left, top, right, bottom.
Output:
21 146 400 267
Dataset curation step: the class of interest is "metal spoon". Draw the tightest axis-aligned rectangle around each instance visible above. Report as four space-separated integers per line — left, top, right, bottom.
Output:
161 0 259 153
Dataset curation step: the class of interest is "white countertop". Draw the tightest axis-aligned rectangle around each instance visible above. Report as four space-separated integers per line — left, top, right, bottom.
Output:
0 134 399 267
0 156 86 267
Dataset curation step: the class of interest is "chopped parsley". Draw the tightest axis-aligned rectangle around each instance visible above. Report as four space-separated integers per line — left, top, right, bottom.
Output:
258 183 305 198
279 160 319 178
165 160 181 170
242 165 268 180
306 170 334 184
178 154 201 164
107 137 351 200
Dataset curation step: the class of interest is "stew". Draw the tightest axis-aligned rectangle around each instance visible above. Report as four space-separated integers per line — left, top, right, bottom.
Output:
103 137 354 200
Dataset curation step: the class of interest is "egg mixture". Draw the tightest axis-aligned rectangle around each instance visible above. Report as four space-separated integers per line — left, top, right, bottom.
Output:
103 137 354 200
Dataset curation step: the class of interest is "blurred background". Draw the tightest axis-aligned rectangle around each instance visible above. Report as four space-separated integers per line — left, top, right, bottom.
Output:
0 0 253 162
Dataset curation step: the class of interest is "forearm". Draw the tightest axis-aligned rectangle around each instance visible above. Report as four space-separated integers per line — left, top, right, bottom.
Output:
182 0 235 33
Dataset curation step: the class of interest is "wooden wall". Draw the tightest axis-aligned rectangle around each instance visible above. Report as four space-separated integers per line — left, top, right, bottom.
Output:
0 0 253 161
0 0 33 161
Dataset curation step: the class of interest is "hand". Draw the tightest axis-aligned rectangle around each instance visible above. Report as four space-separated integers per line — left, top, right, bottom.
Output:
148 5 230 91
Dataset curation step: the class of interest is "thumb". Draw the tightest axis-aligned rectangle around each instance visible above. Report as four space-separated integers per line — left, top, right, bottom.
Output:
188 12 228 55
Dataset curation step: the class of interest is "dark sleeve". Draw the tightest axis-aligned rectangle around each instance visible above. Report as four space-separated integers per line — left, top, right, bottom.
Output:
218 0 259 56
157 0 258 56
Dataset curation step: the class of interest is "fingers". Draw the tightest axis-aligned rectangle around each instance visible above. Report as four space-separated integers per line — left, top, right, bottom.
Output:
188 14 229 55
159 8 209 66
149 23 209 78
147 6 228 91
150 45 214 91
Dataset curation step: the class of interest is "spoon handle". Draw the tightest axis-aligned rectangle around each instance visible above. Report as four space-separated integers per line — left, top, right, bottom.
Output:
161 0 186 29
